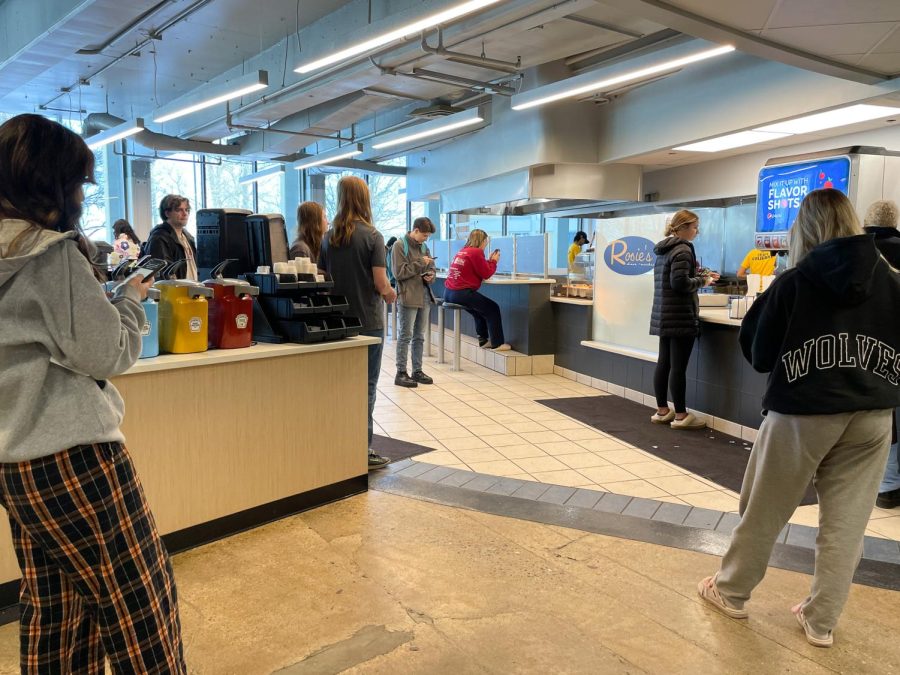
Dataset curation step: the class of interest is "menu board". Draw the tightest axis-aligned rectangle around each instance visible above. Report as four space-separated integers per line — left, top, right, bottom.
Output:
756 157 851 241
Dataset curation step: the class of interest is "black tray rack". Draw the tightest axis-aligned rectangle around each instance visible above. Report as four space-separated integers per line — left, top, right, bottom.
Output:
241 272 362 344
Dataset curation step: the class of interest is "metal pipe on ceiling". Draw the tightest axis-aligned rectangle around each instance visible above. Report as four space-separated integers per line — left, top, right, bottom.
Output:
76 0 176 55
180 0 585 138
40 0 218 110
420 28 521 74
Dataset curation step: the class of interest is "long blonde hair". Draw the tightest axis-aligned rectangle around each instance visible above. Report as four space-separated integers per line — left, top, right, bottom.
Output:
665 209 699 236
296 201 326 261
789 189 862 264
464 229 489 249
332 176 372 247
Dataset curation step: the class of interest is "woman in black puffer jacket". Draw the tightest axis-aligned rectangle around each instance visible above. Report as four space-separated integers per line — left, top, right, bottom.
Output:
649 209 718 429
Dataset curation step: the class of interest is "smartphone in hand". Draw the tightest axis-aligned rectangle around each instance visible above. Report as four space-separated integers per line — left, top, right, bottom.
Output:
128 257 168 282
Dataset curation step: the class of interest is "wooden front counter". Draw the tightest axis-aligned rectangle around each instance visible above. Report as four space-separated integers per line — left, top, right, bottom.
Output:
0 339 377 590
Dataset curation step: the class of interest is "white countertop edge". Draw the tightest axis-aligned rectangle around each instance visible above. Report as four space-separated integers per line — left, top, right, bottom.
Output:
550 296 593 306
580 340 658 363
119 337 381 376
699 308 743 327
435 273 555 285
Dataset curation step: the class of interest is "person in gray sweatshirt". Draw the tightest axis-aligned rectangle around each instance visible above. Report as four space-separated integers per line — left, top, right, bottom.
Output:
0 115 185 672
392 217 437 387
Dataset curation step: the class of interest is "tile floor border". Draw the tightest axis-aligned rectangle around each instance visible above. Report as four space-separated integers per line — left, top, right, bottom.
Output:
371 459 900 589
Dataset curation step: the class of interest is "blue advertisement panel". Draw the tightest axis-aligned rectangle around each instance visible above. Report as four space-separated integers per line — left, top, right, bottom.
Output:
757 156 851 234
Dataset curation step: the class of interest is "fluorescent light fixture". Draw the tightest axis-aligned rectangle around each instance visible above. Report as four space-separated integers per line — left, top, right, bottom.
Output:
153 70 268 123
511 44 735 111
755 104 900 135
674 103 900 153
292 143 363 171
371 108 484 149
295 0 502 74
674 130 790 153
87 118 144 150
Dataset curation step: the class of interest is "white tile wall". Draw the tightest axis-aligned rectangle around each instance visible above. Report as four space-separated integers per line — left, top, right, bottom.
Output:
575 372 592 386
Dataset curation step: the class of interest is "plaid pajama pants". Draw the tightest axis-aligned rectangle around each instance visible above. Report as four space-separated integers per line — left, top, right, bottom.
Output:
0 442 186 674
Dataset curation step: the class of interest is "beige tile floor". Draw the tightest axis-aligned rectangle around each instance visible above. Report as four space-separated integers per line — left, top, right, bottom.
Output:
380 339 900 542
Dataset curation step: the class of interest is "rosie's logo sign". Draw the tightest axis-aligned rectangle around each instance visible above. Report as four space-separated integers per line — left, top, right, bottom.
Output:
603 237 656 276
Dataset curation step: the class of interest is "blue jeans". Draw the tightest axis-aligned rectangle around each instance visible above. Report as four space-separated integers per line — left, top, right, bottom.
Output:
396 304 428 374
881 410 900 492
443 288 505 347
361 329 383 451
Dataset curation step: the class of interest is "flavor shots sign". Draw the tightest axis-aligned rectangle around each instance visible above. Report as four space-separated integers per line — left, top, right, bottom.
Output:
757 156 851 234
603 236 656 276
593 216 667 358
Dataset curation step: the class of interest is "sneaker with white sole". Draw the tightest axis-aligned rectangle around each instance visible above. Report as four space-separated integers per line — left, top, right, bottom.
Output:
792 604 833 647
697 575 748 619
492 343 512 351
671 412 706 430
367 453 390 470
651 410 676 424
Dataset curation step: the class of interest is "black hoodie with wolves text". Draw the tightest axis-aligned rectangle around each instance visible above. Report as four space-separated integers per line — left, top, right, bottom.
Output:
740 234 900 415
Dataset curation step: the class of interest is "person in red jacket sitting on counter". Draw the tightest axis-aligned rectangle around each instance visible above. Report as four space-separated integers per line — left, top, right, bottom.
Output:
444 229 512 351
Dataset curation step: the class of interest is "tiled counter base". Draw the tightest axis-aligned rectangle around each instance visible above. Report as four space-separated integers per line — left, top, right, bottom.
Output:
375 459 900 586
385 321 556 376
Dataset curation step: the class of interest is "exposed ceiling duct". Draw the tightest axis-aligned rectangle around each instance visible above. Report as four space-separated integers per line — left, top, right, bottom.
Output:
83 113 241 156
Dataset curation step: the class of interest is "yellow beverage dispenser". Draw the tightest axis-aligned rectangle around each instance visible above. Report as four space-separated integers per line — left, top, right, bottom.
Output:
155 279 214 354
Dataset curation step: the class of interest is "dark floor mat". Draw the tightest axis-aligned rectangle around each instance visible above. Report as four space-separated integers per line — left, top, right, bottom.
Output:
536 395 817 506
371 434 434 463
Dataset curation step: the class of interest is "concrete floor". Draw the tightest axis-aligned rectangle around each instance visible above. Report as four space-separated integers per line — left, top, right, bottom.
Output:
0 490 895 674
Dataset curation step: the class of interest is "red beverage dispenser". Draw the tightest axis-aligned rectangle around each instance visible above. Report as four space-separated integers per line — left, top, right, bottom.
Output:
204 260 259 349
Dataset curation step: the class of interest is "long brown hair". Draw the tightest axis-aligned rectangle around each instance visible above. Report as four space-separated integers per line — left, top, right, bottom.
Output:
332 175 372 247
0 114 98 274
789 189 862 264
296 201 326 261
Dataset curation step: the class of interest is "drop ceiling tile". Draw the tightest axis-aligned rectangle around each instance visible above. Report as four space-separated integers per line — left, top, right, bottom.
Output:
856 51 900 74
760 24 896 56
768 0 900 29
665 0 778 31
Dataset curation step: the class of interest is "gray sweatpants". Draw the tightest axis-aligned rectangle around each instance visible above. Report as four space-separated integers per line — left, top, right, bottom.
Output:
716 409 891 635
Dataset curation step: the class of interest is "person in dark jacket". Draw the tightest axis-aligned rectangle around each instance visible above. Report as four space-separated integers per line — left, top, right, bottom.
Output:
144 194 197 280
649 209 718 429
863 199 900 509
698 189 900 648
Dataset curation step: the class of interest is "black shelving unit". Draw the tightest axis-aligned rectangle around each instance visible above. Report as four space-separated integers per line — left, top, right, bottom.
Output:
241 272 362 344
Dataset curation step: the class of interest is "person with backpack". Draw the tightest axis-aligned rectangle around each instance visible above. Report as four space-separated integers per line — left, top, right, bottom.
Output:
392 218 436 387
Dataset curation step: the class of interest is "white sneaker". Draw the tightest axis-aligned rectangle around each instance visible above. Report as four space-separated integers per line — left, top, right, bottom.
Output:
492 343 512 351
670 413 706 430
650 410 675 424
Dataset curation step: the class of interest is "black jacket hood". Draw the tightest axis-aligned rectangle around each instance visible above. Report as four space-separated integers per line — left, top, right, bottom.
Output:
654 236 691 256
796 234 882 306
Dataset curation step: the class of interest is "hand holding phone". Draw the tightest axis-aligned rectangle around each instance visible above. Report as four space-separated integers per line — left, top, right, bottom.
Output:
129 257 168 282
490 249 500 262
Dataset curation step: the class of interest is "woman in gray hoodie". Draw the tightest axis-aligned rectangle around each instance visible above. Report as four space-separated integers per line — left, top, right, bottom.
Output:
0 115 185 672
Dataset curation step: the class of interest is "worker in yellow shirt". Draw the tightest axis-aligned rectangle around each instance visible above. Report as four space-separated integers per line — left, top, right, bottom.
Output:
568 231 589 270
737 248 777 278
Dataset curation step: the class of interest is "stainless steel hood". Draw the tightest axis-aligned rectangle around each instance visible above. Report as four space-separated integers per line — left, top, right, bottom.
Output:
439 162 642 214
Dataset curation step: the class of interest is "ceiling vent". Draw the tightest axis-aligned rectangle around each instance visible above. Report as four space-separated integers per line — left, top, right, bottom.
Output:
409 102 465 119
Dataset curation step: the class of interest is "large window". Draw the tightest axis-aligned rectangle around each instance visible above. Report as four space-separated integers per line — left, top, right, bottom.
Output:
255 162 285 215
58 116 110 240
369 157 407 242
205 158 254 211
